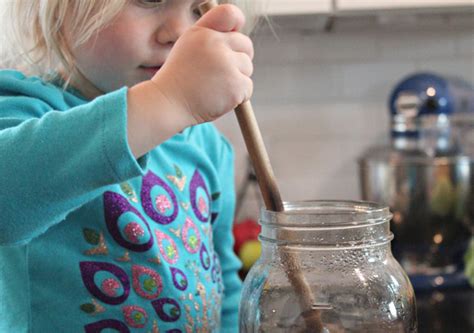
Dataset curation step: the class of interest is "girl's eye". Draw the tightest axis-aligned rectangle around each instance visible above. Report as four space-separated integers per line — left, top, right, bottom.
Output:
192 7 202 18
192 1 206 18
135 0 166 8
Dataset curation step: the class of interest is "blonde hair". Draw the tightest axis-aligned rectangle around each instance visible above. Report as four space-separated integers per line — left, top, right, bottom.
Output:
1 0 128 85
0 0 259 87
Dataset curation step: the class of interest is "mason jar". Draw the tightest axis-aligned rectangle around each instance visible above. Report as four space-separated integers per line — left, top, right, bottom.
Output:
239 201 417 332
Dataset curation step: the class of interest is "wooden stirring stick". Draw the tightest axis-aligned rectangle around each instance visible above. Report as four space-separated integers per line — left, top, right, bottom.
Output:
199 2 324 332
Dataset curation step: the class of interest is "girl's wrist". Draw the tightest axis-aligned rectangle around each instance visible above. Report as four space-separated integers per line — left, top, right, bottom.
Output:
126 80 193 158
148 77 196 129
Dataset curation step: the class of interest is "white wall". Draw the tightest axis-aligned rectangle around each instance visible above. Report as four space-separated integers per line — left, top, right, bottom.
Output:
215 13 474 221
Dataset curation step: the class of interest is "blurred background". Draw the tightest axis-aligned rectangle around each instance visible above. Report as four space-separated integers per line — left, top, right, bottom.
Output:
216 1 473 214
218 2 474 332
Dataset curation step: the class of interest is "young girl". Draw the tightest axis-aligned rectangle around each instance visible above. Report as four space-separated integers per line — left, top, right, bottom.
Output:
0 0 255 332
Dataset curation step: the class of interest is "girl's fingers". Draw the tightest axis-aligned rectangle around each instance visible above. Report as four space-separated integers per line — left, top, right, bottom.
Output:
195 4 245 33
240 75 254 104
234 52 254 77
226 32 254 59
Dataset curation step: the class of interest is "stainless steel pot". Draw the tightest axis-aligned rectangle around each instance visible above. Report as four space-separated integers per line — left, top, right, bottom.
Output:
362 72 474 331
359 147 473 279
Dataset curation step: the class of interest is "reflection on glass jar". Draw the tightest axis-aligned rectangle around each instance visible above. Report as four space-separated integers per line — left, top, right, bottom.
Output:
239 201 417 333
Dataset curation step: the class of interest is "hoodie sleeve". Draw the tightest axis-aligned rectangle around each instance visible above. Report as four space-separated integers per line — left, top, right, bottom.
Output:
0 73 148 246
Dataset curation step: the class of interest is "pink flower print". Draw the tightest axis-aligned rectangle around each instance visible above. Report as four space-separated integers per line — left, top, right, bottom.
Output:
122 305 148 328
198 196 208 215
132 265 163 300
101 278 120 297
155 195 171 214
124 222 145 244
155 230 179 264
182 217 201 254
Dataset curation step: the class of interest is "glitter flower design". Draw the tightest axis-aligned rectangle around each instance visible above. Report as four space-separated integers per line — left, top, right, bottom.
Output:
166 245 176 258
79 261 130 305
198 196 208 215
101 278 120 297
155 195 172 213
190 170 211 223
122 305 148 328
124 222 145 244
132 265 163 300
103 191 154 252
182 217 201 254
151 298 181 322
200 243 211 270
155 230 179 264
141 171 178 225
189 236 198 249
170 267 188 291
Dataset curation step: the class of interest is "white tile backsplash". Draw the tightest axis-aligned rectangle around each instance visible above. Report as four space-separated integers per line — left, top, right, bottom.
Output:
456 30 474 56
416 57 474 79
215 13 474 220
378 31 459 60
300 33 381 63
252 63 339 104
338 61 418 100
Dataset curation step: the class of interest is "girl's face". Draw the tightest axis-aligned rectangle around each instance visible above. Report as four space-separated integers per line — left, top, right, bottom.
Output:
70 0 203 98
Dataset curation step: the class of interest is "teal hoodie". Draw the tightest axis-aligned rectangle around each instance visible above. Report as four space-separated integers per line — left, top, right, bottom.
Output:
0 70 242 332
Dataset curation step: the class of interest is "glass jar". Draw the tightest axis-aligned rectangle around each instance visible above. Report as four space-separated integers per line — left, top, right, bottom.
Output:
239 201 417 333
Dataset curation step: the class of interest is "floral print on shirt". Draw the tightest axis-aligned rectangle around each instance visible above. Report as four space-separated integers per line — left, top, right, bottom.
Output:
79 167 223 332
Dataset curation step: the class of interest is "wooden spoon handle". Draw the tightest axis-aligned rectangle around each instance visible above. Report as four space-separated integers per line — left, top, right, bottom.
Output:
199 2 323 332
199 1 284 212
234 101 284 211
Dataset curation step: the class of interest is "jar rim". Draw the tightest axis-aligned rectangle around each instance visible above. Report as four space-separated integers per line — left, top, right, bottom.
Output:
260 200 392 228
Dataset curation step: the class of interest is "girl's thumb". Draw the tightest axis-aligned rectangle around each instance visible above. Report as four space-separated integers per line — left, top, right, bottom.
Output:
195 4 246 32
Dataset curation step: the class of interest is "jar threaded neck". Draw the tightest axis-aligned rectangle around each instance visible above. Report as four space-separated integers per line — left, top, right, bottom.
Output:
259 200 393 249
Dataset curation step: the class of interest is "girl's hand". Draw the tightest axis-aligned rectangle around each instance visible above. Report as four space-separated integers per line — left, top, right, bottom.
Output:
150 4 254 126
126 4 253 158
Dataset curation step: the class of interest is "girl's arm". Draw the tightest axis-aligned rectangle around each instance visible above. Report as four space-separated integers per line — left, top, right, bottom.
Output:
0 81 146 246
0 4 253 246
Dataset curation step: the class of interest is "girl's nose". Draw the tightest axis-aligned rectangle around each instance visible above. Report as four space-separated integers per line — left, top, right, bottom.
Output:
155 10 194 45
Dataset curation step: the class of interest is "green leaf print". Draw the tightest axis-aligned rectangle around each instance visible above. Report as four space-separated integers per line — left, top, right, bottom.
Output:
170 307 179 317
120 182 135 197
144 278 157 292
189 235 198 249
174 164 183 178
80 303 96 314
133 312 144 322
166 245 176 258
83 228 100 245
